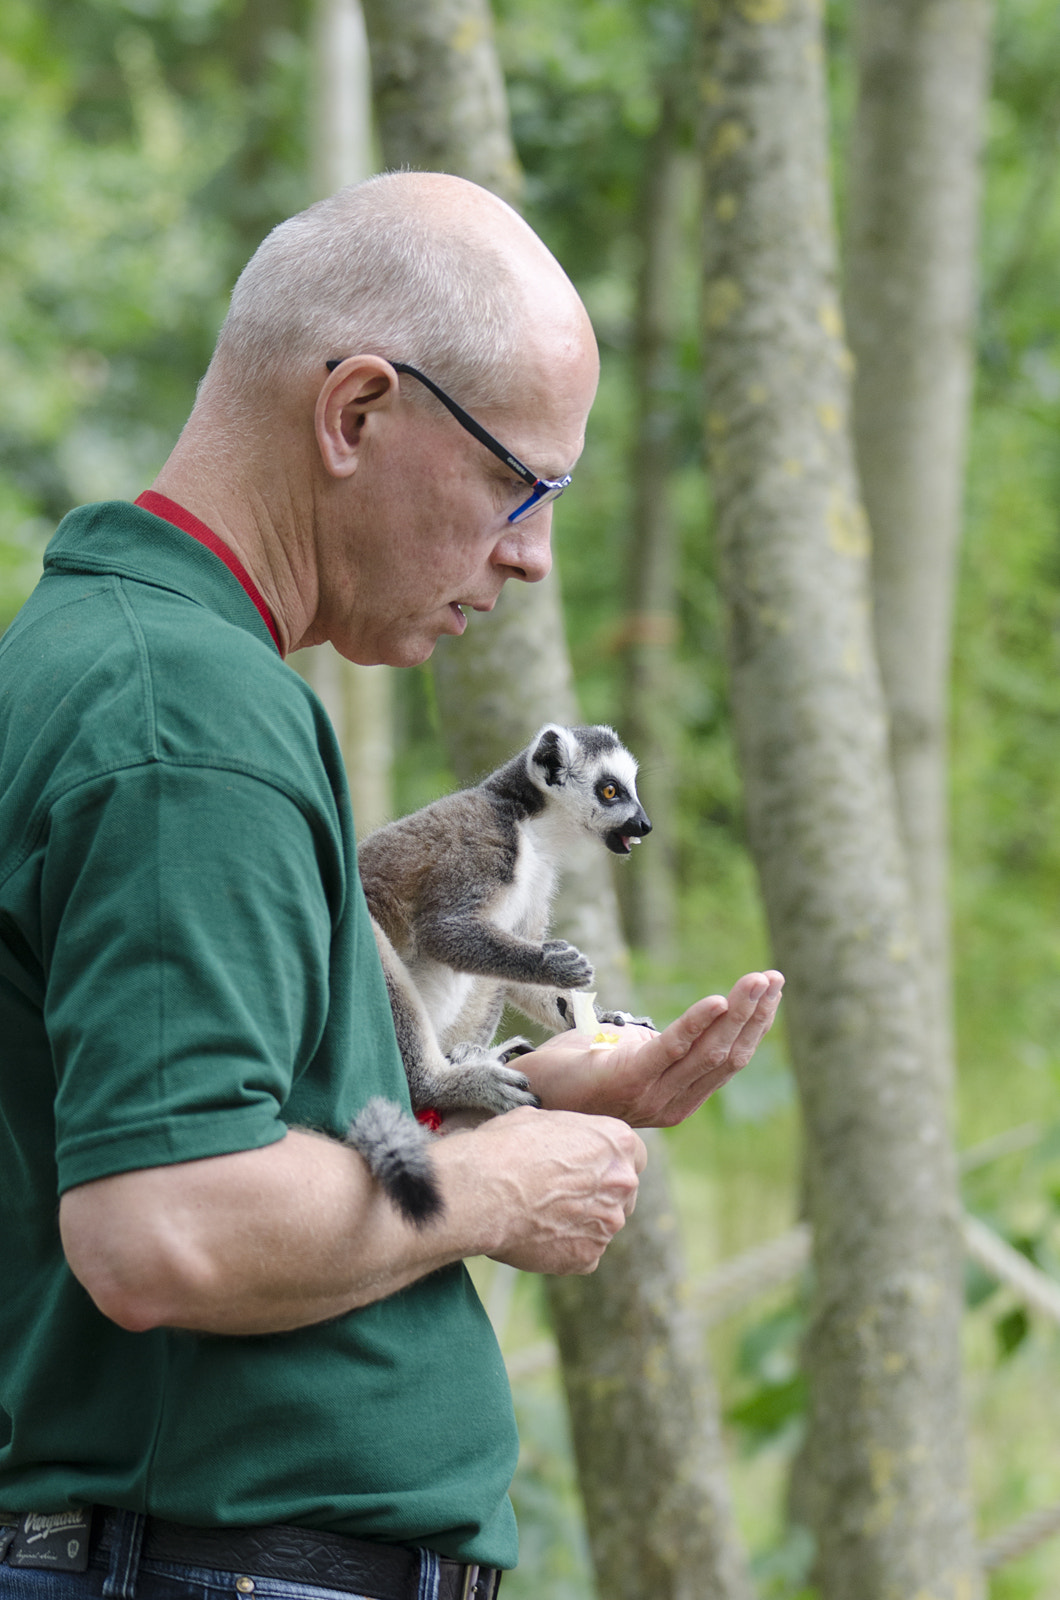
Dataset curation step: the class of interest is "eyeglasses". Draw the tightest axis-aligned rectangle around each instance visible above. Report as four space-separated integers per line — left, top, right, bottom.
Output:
324 358 572 523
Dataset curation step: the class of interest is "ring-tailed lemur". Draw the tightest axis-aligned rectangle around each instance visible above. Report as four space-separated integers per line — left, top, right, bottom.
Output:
346 724 653 1225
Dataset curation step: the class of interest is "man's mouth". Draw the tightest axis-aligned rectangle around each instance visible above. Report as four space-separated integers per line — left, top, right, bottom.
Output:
448 598 499 630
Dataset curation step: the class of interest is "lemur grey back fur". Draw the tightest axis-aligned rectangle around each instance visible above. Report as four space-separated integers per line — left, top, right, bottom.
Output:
346 723 652 1225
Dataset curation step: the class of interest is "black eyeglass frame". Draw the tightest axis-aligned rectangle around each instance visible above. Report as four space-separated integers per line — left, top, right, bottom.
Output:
324 358 572 524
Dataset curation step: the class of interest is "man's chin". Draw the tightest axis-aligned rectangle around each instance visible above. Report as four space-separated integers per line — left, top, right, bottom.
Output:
326 615 450 669
374 634 441 670
340 644 436 669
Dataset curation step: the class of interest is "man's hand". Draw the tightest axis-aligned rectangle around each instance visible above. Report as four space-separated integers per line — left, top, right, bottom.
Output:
447 1108 646 1276
519 969 785 1127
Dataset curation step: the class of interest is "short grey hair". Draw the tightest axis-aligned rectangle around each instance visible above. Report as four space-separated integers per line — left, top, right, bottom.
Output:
207 172 525 413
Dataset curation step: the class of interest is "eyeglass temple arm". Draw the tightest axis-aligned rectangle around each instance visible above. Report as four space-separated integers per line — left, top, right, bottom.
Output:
324 358 540 488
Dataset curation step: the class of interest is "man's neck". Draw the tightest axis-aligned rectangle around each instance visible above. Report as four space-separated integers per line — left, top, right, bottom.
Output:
150 440 318 658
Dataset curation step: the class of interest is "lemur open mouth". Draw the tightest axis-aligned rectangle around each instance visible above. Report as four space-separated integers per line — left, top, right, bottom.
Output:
605 829 643 856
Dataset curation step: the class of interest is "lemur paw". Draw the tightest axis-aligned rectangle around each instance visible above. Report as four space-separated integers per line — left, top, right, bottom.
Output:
432 1040 541 1115
597 1008 656 1030
541 938 594 989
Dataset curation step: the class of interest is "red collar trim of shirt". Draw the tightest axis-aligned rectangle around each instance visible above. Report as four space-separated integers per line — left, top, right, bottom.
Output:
135 489 282 653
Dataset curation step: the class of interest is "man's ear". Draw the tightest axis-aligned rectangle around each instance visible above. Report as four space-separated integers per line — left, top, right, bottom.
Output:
314 357 398 480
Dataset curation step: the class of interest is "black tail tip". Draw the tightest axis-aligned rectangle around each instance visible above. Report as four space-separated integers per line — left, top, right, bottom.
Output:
390 1169 445 1228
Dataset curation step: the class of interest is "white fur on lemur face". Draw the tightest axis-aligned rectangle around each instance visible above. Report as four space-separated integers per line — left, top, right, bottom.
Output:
347 724 652 1226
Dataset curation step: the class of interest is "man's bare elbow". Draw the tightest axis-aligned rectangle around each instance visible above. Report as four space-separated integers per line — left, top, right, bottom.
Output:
73 1269 167 1334
59 1184 199 1333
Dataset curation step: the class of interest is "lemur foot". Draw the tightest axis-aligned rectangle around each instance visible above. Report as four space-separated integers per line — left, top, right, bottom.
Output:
541 938 594 989
431 1039 542 1115
345 1097 443 1227
597 1008 656 1029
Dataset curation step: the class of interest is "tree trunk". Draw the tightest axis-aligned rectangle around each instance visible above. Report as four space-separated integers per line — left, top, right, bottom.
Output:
617 89 684 960
363 5 755 1594
300 0 394 834
697 0 982 1595
361 0 522 202
549 1142 754 1600
844 0 991 1084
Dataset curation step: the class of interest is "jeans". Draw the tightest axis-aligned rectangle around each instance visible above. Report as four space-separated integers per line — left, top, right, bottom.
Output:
0 1515 444 1600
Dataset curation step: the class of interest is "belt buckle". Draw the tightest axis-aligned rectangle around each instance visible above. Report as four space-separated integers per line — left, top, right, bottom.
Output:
459 1567 479 1600
459 1565 500 1600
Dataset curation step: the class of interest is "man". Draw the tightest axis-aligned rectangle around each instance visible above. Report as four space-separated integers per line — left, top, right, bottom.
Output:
0 172 782 1600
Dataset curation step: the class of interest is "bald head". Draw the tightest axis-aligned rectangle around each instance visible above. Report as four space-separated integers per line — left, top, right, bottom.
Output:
204 172 595 417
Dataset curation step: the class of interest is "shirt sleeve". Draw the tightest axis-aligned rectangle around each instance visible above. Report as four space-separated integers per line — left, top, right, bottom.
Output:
41 759 344 1193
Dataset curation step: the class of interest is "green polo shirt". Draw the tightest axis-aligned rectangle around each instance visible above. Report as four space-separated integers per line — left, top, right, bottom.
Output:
0 500 519 1566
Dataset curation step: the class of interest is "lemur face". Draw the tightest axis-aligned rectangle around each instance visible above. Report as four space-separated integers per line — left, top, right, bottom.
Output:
594 768 653 855
528 724 653 855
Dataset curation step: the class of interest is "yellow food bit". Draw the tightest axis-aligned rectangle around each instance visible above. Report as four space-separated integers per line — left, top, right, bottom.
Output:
590 1030 620 1051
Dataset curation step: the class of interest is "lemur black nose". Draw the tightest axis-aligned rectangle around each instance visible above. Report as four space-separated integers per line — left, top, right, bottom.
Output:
632 810 652 837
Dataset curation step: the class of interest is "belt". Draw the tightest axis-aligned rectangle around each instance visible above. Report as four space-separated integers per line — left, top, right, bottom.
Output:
2 1511 502 1600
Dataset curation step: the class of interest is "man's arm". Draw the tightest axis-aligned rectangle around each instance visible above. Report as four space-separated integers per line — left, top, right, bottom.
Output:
59 970 779 1336
59 1109 645 1337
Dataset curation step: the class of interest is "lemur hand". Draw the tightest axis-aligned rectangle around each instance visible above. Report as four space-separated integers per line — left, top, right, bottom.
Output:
540 938 594 989
519 969 785 1128
597 1008 655 1029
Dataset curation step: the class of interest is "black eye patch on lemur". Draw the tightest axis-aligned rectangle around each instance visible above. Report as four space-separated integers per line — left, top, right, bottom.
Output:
595 775 630 805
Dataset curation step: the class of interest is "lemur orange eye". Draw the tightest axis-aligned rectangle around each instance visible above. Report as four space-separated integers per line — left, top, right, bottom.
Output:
601 783 618 801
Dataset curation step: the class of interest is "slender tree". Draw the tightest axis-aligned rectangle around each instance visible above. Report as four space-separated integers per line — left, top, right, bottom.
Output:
697 0 982 1594
617 85 685 958
549 1139 755 1600
362 3 756 1594
361 0 522 199
301 0 394 833
844 0 992 1081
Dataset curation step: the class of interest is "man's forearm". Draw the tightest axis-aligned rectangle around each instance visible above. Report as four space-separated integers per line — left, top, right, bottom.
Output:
59 1129 498 1335
59 1111 644 1335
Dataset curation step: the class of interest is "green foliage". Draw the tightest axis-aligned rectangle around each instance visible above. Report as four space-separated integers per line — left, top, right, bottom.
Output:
750 1523 817 1600
0 0 310 623
994 1305 1031 1360
496 0 692 279
726 1300 808 1452
504 1377 594 1600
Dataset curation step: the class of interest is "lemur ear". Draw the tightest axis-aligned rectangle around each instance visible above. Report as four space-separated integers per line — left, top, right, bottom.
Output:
528 724 572 788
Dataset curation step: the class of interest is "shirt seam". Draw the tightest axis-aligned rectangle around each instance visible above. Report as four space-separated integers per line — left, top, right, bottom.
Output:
112 576 159 761
44 551 274 652
2 754 343 899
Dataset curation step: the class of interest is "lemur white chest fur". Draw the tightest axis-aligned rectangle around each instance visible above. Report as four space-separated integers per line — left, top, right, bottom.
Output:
347 723 653 1227
407 815 563 1038
487 815 564 934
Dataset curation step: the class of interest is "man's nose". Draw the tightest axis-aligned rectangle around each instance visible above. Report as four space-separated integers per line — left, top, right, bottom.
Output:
492 508 554 584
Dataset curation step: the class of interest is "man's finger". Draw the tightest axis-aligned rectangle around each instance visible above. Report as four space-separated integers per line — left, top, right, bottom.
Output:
654 994 730 1059
658 974 770 1063
728 970 784 1041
